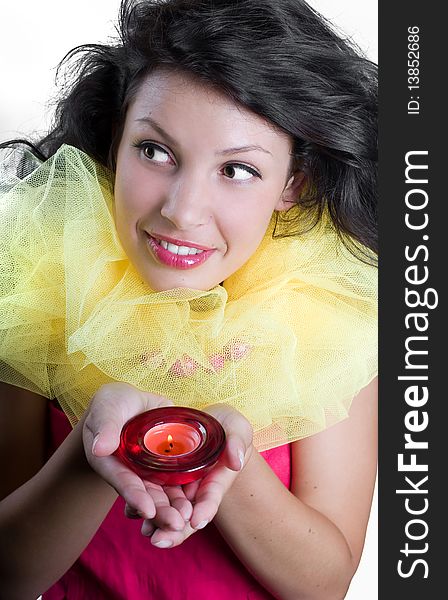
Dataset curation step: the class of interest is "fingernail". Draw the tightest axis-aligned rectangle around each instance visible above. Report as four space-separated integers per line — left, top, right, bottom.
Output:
92 433 100 455
195 520 208 530
141 522 153 536
153 540 173 548
238 449 245 470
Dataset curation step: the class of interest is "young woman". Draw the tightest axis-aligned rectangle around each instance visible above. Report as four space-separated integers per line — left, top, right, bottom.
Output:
0 1 377 598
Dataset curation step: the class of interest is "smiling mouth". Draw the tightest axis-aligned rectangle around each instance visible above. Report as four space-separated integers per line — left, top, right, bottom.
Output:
146 234 216 269
154 238 205 256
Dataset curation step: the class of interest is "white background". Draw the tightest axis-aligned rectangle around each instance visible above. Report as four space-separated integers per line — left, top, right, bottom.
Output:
0 2 378 598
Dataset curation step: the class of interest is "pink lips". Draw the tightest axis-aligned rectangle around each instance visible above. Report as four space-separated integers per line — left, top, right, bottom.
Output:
146 234 216 269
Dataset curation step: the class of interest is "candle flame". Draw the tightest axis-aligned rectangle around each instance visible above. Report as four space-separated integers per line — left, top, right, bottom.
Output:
167 434 173 443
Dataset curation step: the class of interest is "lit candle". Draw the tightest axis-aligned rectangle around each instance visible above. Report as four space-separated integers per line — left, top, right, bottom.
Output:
143 423 201 456
115 407 226 485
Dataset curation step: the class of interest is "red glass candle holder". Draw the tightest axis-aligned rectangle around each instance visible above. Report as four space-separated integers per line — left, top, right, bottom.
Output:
115 407 226 485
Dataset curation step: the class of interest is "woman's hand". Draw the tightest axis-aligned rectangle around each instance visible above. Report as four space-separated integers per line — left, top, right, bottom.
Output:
83 383 189 529
82 383 253 547
137 403 254 548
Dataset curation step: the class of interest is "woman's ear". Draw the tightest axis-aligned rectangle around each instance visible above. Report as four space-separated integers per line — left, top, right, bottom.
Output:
275 171 306 212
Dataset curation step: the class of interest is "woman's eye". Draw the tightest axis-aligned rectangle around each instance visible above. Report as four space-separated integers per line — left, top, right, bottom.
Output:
140 143 172 164
223 164 260 181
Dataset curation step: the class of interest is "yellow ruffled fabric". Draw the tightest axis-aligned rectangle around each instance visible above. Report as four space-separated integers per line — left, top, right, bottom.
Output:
0 145 377 451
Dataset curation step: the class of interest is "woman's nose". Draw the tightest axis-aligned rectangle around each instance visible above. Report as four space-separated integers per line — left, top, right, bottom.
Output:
160 174 211 230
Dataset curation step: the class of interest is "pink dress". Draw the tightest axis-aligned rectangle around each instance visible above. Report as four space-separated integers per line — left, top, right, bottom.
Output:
43 403 291 600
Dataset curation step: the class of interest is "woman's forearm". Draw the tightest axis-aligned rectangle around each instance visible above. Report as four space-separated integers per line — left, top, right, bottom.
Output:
214 450 355 600
0 419 118 600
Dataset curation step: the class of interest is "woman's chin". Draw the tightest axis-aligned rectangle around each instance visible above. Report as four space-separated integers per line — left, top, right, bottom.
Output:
143 274 220 293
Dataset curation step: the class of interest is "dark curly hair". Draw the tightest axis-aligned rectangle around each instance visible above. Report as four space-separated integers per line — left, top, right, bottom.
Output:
4 0 378 260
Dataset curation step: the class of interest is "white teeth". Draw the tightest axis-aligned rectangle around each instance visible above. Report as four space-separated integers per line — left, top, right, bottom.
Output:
157 239 204 256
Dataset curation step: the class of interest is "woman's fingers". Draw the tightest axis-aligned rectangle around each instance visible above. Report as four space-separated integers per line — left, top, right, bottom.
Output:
188 465 233 528
141 520 157 537
163 486 193 522
143 479 190 509
136 486 193 539
142 483 186 531
126 485 192 534
83 383 174 457
203 403 254 471
146 522 198 548
223 432 247 472
183 479 201 502
124 504 143 520
91 454 157 519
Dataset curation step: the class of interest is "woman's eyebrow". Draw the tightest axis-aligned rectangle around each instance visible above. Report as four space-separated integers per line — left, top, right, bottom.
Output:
135 117 178 147
134 116 272 157
217 145 272 157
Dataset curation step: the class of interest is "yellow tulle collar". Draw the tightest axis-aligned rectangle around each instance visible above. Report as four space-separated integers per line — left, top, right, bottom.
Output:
0 145 377 450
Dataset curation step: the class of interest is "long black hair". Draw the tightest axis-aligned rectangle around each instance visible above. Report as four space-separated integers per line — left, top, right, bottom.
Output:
4 0 378 259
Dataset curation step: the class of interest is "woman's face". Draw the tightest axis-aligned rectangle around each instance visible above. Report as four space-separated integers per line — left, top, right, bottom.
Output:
114 69 300 292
